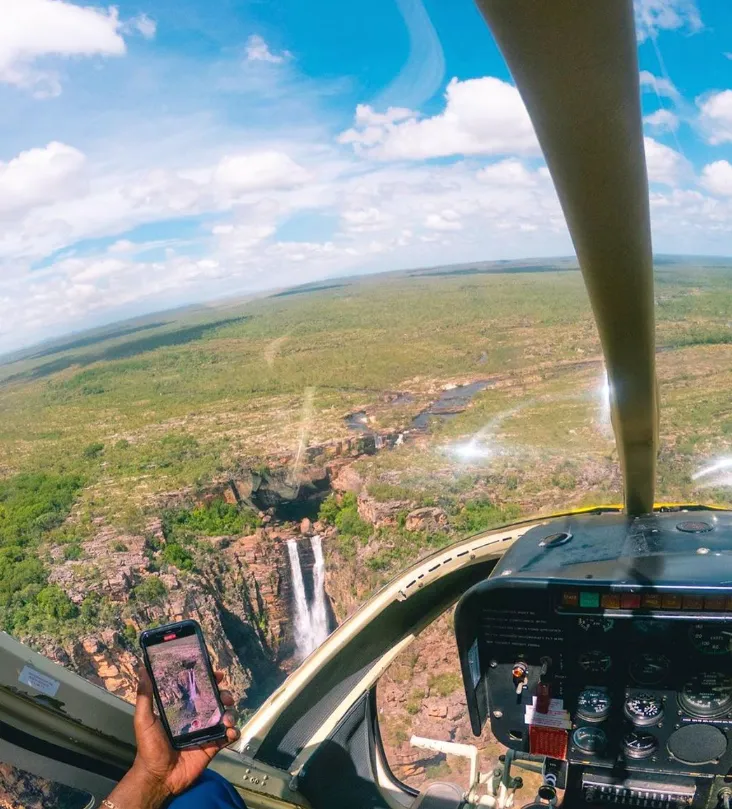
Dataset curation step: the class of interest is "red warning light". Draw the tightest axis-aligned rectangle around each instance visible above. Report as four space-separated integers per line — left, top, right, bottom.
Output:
163 633 176 641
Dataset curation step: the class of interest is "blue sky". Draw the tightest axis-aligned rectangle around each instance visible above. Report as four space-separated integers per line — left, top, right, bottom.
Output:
1 0 731 352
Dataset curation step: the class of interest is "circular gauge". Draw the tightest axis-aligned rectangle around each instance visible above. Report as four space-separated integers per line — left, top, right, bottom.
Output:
629 652 670 685
577 688 611 723
623 730 658 760
679 672 732 718
689 624 731 656
624 692 664 727
572 726 607 756
578 650 612 674
633 619 671 638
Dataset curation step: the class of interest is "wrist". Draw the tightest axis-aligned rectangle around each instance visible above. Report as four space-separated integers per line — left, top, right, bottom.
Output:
124 761 171 807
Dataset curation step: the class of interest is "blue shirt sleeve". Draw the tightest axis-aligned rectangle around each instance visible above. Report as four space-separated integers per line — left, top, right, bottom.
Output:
167 769 247 809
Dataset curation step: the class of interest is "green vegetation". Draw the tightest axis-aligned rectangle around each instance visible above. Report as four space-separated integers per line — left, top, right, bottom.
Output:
161 542 195 571
0 473 85 633
406 688 425 715
2 261 732 644
319 493 371 539
367 482 413 503
62 543 84 561
451 499 521 534
131 576 168 605
83 442 104 459
0 472 84 547
162 498 260 541
429 672 462 698
425 762 452 779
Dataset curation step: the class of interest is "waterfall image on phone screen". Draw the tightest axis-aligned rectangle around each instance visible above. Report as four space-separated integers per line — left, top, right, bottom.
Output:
147 635 221 737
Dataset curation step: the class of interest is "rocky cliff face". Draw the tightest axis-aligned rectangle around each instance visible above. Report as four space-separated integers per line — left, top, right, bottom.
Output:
36 513 301 708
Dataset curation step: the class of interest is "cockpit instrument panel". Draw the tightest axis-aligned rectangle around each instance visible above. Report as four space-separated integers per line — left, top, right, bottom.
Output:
455 510 732 809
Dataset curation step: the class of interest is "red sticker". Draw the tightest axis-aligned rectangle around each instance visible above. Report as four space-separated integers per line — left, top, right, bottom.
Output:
529 725 568 760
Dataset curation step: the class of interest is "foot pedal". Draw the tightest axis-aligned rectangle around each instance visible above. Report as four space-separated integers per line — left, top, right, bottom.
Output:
412 782 464 809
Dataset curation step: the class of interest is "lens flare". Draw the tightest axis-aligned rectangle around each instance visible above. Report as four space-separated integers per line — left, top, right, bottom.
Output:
692 457 732 487
448 440 493 462
598 369 612 432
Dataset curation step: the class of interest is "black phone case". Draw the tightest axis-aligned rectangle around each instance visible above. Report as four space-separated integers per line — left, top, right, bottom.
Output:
140 619 227 750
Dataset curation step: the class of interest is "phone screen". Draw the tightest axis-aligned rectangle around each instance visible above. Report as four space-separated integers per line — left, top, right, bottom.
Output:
144 624 223 742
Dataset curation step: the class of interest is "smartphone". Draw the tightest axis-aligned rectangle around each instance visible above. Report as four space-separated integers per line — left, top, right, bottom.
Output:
139 619 227 749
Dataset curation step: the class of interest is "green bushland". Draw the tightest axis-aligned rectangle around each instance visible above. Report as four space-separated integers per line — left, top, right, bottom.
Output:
318 493 372 559
161 542 195 571
162 498 261 542
2 262 732 642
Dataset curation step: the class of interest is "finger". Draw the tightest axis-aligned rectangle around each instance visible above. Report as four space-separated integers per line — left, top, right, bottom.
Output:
222 710 236 728
219 689 234 707
197 727 240 761
134 666 157 730
214 671 225 684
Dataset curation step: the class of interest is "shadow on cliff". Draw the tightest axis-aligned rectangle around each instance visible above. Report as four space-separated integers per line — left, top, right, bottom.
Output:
216 604 287 710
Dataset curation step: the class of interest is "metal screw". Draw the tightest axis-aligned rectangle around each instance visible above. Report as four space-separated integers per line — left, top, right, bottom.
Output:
490 660 498 668
501 570 512 576
493 710 503 718
698 547 710 555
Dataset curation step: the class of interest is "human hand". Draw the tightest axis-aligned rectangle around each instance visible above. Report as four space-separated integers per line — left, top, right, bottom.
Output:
130 666 240 798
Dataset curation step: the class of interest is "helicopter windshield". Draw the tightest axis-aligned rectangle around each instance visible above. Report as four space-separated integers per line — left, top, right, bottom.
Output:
1 0 732 806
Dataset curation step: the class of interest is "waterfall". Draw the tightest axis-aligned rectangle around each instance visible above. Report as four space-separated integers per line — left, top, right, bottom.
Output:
286 540 314 657
310 535 329 648
187 669 197 702
286 537 330 660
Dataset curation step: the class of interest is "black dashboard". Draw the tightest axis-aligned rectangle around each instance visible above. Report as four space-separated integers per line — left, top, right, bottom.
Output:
455 510 732 809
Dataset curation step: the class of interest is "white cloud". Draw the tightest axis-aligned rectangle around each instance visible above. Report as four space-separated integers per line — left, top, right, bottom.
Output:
341 207 391 232
0 141 86 215
128 13 156 40
245 34 290 64
339 76 540 161
213 151 309 193
476 159 538 187
644 136 685 185
698 90 732 145
634 0 702 42
644 109 679 132
0 0 127 97
700 161 732 197
639 71 681 102
425 210 462 231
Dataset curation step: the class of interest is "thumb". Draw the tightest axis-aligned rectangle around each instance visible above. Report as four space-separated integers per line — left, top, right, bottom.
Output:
134 665 157 730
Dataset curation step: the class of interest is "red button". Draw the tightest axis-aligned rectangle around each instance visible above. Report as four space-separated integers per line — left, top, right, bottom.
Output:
620 594 641 609
562 591 579 607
